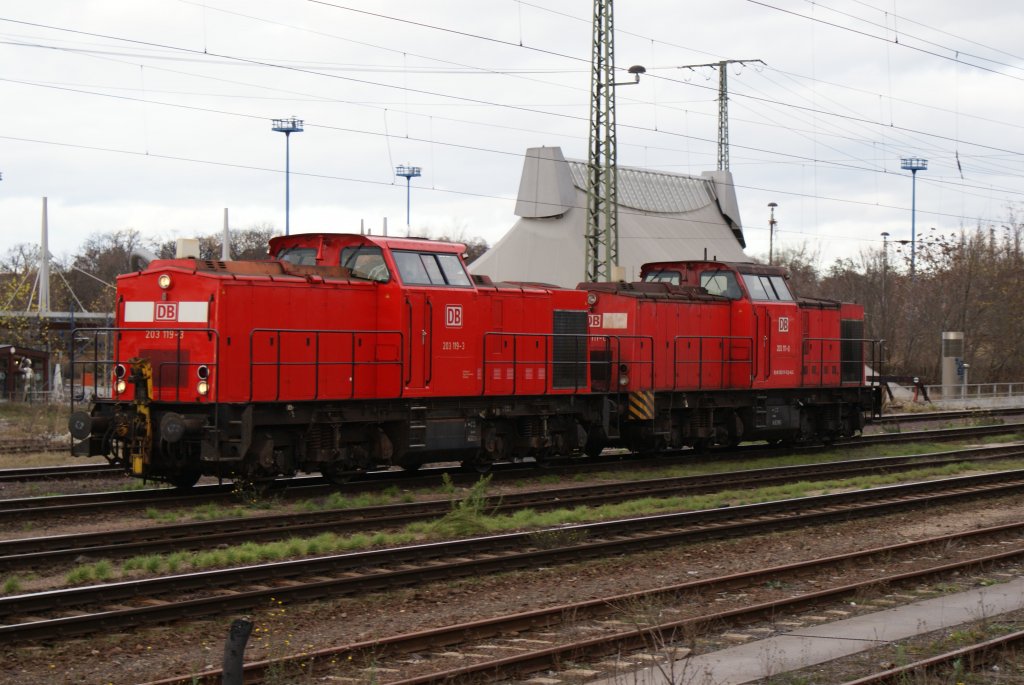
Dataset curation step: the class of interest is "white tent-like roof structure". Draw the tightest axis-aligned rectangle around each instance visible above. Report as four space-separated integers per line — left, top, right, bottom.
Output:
470 146 750 288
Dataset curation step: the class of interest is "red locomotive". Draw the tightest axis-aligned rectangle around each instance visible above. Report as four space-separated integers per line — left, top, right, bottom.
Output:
69 233 881 487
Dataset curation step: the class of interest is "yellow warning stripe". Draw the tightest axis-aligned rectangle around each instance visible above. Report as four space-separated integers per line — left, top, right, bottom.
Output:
628 391 655 421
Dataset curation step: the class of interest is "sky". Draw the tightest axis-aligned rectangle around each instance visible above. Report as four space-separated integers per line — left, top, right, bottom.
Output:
1 0 1023 272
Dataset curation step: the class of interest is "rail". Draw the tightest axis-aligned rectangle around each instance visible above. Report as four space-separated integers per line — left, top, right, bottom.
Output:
247 328 405 402
481 332 655 394
922 382 1024 409
672 335 755 390
70 327 220 410
802 337 884 387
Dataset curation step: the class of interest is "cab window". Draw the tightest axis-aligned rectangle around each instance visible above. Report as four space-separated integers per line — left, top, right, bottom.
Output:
742 274 770 300
700 270 742 299
741 273 794 302
642 269 681 285
340 246 390 282
769 276 793 301
394 250 472 287
276 247 317 266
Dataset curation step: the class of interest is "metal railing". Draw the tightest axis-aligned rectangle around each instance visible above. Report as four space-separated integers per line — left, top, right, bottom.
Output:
672 335 755 390
923 382 1024 408
801 337 884 387
247 328 405 401
481 332 655 395
70 327 220 410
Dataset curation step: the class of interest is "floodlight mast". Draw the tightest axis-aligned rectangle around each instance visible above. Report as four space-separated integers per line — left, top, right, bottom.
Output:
395 165 422 237
900 157 928 277
272 117 304 236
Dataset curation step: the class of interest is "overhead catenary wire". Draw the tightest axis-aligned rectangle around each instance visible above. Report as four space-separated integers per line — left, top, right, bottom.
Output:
0 3 1020 256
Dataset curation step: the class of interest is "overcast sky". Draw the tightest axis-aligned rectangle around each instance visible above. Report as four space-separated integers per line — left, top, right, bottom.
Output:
1 0 1022 273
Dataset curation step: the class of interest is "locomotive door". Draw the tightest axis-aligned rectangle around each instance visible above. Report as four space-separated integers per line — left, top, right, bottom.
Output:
404 292 432 390
754 304 771 383
753 302 799 387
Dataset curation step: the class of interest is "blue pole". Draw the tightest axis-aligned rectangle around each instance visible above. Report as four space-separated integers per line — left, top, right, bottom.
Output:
406 176 412 231
910 169 917 277
284 132 292 236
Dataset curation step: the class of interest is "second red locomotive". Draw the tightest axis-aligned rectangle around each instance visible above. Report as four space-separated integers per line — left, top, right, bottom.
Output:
69 233 881 487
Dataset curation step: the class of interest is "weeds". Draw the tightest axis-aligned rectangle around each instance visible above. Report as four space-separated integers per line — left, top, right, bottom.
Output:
411 474 498 537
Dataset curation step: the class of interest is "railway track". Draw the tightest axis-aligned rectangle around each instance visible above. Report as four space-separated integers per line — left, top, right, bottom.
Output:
0 438 67 455
0 462 123 483
4 467 1024 645
839 629 1024 685
876 405 1024 425
145 512 1024 683
2 442 1023 572
2 421 1021 521
0 412 1019 485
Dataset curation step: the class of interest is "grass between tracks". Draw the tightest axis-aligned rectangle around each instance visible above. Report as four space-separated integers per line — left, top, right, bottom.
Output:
8 446 1024 593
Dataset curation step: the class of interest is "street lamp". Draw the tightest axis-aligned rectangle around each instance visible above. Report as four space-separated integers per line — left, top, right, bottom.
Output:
272 117 304 236
395 165 422 237
767 202 778 265
900 157 927 277
880 231 889 326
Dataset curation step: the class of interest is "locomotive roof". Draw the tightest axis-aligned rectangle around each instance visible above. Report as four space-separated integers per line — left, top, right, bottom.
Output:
268 232 467 255
641 260 790 277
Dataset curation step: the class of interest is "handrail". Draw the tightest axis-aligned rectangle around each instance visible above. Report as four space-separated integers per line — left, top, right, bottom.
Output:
247 328 405 402
69 326 220 407
801 336 883 387
671 335 756 390
425 298 433 386
403 297 413 386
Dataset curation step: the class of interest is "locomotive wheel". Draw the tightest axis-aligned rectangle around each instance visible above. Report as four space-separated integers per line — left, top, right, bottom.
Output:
321 464 357 486
461 456 493 474
533 452 555 469
238 479 280 500
171 470 202 489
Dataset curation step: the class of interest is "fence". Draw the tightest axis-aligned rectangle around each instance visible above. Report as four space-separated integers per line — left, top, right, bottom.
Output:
920 382 1024 409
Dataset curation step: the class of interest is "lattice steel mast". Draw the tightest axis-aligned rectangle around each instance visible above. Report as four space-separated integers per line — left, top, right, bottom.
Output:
585 0 643 282
585 0 616 283
675 59 763 172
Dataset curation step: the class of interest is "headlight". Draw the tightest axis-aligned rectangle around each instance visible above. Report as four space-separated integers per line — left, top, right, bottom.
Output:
115 379 127 394
587 292 599 306
196 365 210 380
196 380 209 396
114 364 127 379
157 274 172 290
618 375 630 386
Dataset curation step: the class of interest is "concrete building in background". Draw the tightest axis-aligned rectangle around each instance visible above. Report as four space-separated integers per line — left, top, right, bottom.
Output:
470 146 750 288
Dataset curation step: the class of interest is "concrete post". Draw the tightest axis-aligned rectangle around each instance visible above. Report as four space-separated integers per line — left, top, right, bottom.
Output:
222 617 253 685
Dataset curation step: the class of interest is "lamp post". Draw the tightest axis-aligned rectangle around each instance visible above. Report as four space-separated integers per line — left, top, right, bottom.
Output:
767 202 778 265
900 157 927 277
880 231 889 329
395 165 422 237
272 117 304 236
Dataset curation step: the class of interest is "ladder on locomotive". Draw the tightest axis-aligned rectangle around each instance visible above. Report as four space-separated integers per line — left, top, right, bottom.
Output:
408 405 428 448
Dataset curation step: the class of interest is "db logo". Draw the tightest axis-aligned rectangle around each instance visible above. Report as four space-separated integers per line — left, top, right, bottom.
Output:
155 303 178 322
777 316 790 333
588 314 602 328
445 304 463 328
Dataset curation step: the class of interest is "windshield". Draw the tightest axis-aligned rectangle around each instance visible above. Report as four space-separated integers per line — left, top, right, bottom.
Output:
700 270 742 299
642 269 681 285
393 250 472 287
276 247 317 266
340 246 390 282
741 273 794 301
